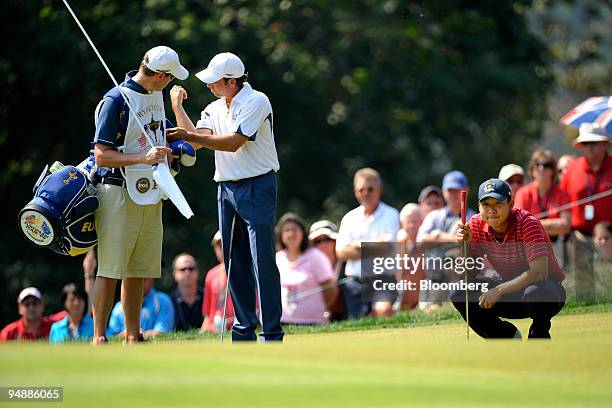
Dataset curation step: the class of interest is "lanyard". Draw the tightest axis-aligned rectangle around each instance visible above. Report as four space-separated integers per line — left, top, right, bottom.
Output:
586 165 605 201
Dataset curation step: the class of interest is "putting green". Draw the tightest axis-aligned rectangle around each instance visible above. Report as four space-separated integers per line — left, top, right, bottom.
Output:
0 312 610 407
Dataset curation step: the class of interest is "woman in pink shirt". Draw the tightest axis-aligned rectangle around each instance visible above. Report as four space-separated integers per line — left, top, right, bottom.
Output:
275 213 337 324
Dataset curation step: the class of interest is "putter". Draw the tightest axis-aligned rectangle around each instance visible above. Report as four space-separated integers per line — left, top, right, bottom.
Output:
461 190 470 342
220 215 236 342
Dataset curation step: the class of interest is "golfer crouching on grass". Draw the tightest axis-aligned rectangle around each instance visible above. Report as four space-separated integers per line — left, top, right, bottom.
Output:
453 178 566 339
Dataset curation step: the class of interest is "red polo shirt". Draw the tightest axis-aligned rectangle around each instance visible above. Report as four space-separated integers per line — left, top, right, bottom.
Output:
0 317 52 341
469 208 564 282
514 182 569 219
201 264 234 333
560 154 612 234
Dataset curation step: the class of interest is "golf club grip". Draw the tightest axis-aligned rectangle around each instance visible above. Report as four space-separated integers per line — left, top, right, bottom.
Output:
460 190 469 258
460 190 467 224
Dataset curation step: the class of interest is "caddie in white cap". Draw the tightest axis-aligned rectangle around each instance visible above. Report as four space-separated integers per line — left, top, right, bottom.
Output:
167 52 284 342
144 46 189 80
84 45 189 345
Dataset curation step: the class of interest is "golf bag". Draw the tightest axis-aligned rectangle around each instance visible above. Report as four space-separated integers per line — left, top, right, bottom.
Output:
18 163 99 256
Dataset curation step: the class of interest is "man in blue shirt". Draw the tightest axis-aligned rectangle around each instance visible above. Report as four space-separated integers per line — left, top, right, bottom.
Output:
416 170 476 312
107 278 175 338
89 46 187 345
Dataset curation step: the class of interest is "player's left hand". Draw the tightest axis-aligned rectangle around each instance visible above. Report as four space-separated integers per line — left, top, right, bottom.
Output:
478 287 501 309
170 85 188 107
166 127 188 142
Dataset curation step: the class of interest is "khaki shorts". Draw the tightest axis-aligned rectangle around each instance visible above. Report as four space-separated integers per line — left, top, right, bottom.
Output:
94 184 162 279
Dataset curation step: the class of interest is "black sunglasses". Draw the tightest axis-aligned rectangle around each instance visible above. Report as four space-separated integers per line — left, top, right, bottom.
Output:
177 266 197 272
535 161 555 170
506 177 524 185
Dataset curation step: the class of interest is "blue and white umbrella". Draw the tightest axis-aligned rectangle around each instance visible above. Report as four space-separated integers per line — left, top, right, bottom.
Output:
560 96 612 135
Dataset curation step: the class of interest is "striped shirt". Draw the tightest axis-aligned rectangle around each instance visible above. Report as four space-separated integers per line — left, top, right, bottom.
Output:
469 208 564 282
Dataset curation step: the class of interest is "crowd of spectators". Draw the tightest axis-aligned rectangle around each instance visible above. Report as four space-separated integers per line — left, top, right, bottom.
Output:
1 125 609 342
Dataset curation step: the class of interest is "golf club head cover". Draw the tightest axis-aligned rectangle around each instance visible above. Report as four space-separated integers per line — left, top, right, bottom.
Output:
169 140 196 167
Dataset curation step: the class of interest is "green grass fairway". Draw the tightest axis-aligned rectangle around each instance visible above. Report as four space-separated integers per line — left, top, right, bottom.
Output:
1 312 611 407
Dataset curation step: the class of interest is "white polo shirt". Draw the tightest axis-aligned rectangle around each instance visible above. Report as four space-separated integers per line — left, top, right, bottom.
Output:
195 82 280 182
336 202 400 278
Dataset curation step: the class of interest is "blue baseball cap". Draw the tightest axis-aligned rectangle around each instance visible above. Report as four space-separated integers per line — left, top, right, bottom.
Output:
478 178 512 202
442 170 469 190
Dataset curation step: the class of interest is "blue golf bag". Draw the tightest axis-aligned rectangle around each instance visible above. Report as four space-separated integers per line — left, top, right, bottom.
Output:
18 163 99 256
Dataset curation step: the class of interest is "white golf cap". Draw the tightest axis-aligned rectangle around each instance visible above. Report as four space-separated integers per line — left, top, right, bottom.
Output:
17 287 42 303
498 164 525 181
196 52 245 84
573 123 610 146
145 46 189 81
308 220 339 241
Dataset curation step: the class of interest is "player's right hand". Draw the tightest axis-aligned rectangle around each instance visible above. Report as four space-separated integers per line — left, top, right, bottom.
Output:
456 222 472 243
143 146 172 165
170 85 188 107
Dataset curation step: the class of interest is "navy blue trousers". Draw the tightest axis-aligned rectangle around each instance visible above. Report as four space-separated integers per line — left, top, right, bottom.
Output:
450 277 565 339
218 171 284 341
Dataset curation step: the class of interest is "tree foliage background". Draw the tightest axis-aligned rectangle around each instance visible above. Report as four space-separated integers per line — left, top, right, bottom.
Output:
1 0 606 324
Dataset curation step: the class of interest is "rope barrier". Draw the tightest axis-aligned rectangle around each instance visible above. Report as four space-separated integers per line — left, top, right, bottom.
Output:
534 188 612 219
288 187 611 302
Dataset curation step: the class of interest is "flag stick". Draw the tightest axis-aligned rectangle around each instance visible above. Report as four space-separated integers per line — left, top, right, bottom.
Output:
461 190 470 343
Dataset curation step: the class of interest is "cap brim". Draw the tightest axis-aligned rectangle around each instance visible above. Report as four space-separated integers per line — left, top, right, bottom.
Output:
308 230 338 241
499 173 522 181
195 68 222 84
172 65 189 81
443 184 467 190
572 134 610 146
19 294 41 303
479 193 508 202
418 187 441 203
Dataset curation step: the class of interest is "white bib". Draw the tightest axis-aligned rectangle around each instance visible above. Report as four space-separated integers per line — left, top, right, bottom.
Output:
120 86 167 205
